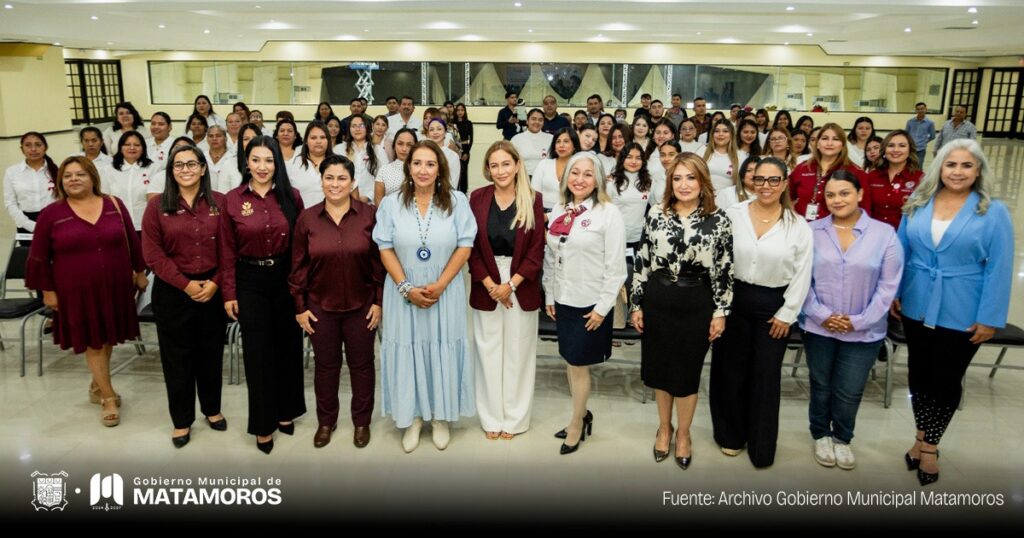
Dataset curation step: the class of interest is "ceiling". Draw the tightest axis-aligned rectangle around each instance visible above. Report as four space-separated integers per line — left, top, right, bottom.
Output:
0 0 1022 57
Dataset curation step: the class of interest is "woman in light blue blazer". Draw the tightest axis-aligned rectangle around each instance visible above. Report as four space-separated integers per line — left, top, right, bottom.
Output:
891 138 1014 487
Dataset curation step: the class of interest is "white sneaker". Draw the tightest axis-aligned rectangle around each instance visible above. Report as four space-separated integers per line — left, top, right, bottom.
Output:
431 420 450 450
814 437 836 467
402 418 423 453
833 442 856 470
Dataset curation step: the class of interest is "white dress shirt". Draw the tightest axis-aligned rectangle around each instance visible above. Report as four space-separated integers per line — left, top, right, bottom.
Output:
511 130 553 177
147 137 175 172
334 142 389 202
648 150 667 207
596 154 617 177
714 185 754 209
542 200 627 316
387 114 423 139
706 151 739 192
285 157 326 207
76 152 113 169
530 158 563 211
102 127 148 154
726 200 813 323
679 141 706 155
3 161 55 231
607 171 649 244
101 160 157 230
205 151 243 194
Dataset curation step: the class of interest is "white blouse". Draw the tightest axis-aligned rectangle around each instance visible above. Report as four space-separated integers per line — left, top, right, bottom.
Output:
607 171 650 244
76 152 113 169
714 185 754 209
102 127 151 154
679 141 706 155
101 161 157 230
3 161 55 232
147 137 174 172
511 130 553 177
375 160 405 199
530 158 563 210
648 151 667 207
596 154 617 177
847 141 865 169
286 158 326 207
334 142 388 202
205 151 242 194
725 200 813 323
542 200 627 316
706 151 739 192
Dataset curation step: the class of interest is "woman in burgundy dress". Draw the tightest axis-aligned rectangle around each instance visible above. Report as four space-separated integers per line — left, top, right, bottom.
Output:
26 156 147 427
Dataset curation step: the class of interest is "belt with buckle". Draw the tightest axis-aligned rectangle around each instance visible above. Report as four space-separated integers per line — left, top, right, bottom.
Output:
239 256 286 267
652 270 709 288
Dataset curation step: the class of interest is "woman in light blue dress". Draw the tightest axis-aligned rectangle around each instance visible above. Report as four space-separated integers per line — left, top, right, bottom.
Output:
373 139 477 453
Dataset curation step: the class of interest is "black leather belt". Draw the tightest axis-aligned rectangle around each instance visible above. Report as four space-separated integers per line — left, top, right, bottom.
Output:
652 270 710 288
238 256 286 267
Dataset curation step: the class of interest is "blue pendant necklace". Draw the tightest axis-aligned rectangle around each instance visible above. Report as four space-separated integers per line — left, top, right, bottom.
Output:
415 197 434 261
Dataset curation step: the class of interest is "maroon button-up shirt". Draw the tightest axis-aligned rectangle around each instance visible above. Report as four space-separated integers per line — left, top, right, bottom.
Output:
289 200 384 314
863 167 924 229
789 160 872 220
142 192 227 291
219 184 304 301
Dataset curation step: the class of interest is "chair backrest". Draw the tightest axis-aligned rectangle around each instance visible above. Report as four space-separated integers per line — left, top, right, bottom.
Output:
1 241 31 298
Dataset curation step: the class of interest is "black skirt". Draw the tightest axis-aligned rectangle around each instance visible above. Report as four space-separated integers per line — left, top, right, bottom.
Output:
640 273 714 397
555 302 613 366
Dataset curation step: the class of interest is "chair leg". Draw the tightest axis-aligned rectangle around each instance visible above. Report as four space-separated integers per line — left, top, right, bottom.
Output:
37 317 45 377
989 347 1008 378
790 348 802 377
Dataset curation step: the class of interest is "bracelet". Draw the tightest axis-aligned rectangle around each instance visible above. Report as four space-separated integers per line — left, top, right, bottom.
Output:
507 281 517 292
397 280 413 299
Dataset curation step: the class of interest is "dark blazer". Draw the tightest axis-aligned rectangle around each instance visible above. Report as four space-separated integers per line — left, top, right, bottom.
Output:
468 185 545 311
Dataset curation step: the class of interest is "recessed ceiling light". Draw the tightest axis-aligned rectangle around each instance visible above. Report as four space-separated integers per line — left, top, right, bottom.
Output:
514 1 522 7
784 42 789 45
786 6 794 11
255 5 262 8
363 28 369 32
203 29 210 34
972 19 979 24
968 7 977 14
904 27 912 32
528 28 533 33
90 15 98 20
806 32 813 36
158 24 166 29
4 4 13 9
54 42 61 46
696 31 702 35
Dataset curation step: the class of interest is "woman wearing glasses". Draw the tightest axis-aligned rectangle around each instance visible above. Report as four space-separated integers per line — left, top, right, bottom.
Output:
710 156 812 468
142 146 229 448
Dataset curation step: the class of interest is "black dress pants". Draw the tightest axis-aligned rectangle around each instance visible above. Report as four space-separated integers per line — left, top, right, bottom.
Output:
236 262 307 436
152 274 227 429
709 281 789 468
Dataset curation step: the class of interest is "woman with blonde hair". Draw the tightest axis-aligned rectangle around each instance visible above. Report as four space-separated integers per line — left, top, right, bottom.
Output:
789 122 870 221
702 120 744 192
631 152 733 469
468 141 546 440
543 152 626 455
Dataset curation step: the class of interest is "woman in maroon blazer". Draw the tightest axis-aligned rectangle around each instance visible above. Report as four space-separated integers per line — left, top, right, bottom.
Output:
468 141 546 440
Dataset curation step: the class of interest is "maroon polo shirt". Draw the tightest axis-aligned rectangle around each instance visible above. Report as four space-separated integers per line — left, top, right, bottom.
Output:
863 167 924 229
788 160 872 220
289 199 385 314
142 192 227 290
219 184 304 301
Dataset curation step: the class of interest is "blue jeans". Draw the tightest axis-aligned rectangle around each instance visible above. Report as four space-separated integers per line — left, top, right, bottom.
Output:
802 331 882 444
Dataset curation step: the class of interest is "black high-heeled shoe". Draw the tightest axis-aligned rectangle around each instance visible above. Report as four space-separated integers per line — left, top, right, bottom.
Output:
674 434 692 470
559 420 590 455
278 422 295 435
256 437 274 454
171 430 190 449
917 449 939 486
554 410 593 439
207 417 227 431
905 437 939 471
653 426 672 463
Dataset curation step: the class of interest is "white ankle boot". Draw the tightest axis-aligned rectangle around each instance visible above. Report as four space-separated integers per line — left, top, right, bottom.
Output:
402 418 423 453
431 420 450 450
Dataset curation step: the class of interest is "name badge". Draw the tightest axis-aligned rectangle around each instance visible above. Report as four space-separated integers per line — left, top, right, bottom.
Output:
805 203 819 221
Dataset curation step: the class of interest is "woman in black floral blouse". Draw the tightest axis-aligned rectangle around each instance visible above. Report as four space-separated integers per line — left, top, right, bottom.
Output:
630 152 734 471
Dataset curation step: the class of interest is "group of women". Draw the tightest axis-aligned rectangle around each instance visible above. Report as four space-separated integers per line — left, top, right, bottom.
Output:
4 97 1013 488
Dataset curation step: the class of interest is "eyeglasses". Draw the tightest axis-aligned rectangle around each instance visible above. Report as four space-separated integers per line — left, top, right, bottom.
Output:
752 176 784 186
769 137 788 143
350 124 366 129
172 160 202 171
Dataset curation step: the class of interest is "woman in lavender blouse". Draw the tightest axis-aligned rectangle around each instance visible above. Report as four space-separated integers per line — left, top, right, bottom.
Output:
799 169 903 471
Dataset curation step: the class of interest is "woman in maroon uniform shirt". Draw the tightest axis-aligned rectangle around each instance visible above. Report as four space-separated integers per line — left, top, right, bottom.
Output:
863 129 923 229
788 122 871 221
220 136 305 454
290 154 384 449
26 156 147 427
142 145 229 448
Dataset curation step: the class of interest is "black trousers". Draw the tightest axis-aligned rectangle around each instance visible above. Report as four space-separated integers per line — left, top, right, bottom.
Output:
709 281 789 468
152 274 227 429
458 157 469 194
236 262 307 436
903 317 980 445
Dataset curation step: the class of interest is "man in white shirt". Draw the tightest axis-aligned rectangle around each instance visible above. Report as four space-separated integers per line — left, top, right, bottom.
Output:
586 94 604 126
387 96 422 138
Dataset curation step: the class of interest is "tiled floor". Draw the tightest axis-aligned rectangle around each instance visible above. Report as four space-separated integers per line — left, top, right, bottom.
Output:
2 141 1024 526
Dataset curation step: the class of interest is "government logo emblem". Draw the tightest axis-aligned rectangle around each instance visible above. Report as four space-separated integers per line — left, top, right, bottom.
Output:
31 470 69 511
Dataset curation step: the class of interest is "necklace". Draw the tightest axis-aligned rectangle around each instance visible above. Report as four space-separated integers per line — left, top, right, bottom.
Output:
832 223 852 229
415 197 434 261
751 204 780 223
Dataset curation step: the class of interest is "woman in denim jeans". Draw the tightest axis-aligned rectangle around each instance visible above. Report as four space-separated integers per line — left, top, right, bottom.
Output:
799 169 903 470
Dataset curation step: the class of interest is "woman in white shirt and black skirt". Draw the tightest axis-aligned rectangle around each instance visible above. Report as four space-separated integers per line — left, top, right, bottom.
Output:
710 156 813 468
542 152 626 456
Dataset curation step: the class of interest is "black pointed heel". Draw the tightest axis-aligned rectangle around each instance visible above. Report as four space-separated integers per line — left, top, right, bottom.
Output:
278 422 295 435
653 426 672 463
256 437 274 454
917 449 939 486
554 410 592 439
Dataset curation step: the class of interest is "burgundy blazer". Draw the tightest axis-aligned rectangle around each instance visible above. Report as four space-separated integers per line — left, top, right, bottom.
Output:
468 185 546 311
